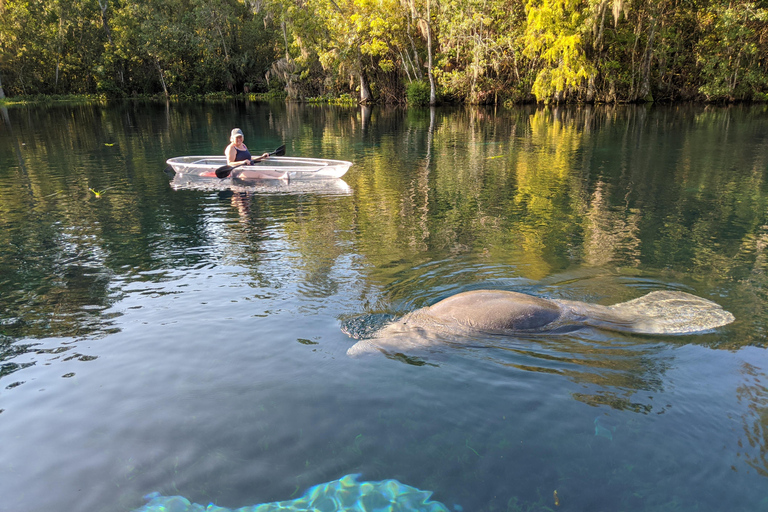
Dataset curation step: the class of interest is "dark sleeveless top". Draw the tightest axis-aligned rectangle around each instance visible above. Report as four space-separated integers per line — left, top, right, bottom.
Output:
234 145 252 162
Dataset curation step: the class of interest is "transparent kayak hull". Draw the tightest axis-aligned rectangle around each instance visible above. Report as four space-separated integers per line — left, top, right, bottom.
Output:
166 156 352 180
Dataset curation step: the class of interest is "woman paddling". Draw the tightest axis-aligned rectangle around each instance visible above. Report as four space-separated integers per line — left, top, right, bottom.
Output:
225 128 269 168
223 128 287 180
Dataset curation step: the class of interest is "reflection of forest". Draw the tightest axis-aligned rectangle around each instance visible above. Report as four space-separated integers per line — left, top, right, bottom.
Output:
1 103 767 349
350 105 768 345
355 106 768 279
453 329 672 414
737 362 768 478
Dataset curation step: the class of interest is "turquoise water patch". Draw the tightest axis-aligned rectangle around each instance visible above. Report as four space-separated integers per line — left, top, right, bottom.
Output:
594 416 617 440
132 474 450 512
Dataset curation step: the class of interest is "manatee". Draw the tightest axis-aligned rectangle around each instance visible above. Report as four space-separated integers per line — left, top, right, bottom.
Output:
347 290 735 356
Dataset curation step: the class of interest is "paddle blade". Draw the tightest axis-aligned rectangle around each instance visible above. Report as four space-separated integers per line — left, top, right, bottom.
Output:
215 165 234 178
272 145 286 156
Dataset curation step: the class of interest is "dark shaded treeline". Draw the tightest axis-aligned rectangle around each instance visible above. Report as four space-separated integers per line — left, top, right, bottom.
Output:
1 0 767 104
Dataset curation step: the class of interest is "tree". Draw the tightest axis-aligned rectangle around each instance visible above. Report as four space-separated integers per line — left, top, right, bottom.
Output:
281 0 410 103
316 0 396 102
522 0 596 102
0 0 41 95
111 0 196 97
425 0 436 104
435 0 527 104
696 1 768 101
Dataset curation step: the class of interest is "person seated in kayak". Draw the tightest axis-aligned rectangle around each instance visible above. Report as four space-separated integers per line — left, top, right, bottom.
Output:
225 128 270 167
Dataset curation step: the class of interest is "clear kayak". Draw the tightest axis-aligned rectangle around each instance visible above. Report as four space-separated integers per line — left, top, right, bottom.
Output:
165 155 352 180
169 172 353 195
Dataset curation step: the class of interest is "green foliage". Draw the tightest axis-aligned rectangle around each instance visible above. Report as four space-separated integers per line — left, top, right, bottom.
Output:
436 0 527 103
523 0 596 102
406 81 431 106
247 90 289 101
696 2 768 101
305 93 358 106
0 0 280 98
0 0 767 103
0 93 106 106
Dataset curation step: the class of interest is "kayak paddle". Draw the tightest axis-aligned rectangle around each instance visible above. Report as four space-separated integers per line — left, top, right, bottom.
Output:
215 144 286 178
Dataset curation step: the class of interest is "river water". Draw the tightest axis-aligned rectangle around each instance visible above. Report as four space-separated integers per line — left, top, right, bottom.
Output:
1 101 767 512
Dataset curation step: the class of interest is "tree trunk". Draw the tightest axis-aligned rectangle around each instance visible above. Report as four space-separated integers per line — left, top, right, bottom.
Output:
56 15 64 90
359 69 373 104
399 50 413 82
216 25 229 60
426 0 436 105
98 0 124 88
406 0 423 80
586 76 595 103
155 59 169 98
282 20 290 61
0 70 5 99
638 16 656 101
97 0 113 44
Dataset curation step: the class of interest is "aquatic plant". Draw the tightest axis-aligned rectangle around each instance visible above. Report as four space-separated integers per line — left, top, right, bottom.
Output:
89 186 115 198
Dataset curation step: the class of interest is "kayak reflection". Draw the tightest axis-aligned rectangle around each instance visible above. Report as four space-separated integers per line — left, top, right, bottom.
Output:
169 170 353 196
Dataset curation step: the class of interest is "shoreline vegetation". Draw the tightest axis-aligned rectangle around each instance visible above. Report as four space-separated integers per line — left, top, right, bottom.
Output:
2 93 766 110
0 91 360 107
1 0 767 107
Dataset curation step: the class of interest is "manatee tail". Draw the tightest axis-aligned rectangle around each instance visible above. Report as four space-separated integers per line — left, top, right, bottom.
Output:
568 290 734 334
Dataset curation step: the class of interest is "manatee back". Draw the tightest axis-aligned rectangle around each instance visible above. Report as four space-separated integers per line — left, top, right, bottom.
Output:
422 290 562 332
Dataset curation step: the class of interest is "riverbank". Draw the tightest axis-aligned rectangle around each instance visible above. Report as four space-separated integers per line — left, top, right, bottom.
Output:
0 91 369 108
2 91 766 109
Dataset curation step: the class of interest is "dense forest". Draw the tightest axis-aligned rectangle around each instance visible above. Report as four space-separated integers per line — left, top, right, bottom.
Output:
0 0 767 104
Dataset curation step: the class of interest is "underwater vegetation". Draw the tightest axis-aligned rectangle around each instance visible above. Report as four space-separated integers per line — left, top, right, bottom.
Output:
132 474 451 512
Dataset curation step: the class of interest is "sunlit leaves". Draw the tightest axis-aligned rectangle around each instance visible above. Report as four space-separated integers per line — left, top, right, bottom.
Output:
0 0 105 95
1 0 767 102
436 0 526 103
523 0 596 102
278 0 409 100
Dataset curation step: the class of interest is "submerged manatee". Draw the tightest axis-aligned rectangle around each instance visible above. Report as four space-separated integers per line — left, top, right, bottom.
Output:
347 290 735 356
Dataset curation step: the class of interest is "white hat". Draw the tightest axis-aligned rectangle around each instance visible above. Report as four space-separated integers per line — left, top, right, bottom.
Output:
230 128 244 142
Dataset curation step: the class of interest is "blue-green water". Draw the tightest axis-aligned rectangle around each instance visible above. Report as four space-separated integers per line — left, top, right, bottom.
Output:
1 102 767 512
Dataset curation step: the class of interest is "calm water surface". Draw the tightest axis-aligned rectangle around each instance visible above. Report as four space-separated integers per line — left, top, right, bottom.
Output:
1 102 767 512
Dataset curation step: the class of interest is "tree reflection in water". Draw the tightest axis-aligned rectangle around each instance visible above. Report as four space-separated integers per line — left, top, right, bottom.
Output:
737 361 768 478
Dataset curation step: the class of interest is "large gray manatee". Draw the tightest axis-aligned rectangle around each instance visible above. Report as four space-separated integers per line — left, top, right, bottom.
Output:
346 290 735 356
